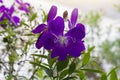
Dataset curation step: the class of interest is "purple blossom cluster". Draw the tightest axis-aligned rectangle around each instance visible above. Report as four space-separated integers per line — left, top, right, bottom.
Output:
0 0 30 27
0 5 20 27
32 6 86 61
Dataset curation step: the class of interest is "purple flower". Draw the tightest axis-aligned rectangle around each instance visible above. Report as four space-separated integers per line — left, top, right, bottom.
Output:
68 8 78 29
0 5 20 27
16 0 30 13
38 16 86 61
32 5 57 49
0 0 3 3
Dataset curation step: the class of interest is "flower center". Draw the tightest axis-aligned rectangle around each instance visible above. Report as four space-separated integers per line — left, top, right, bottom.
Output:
55 36 68 47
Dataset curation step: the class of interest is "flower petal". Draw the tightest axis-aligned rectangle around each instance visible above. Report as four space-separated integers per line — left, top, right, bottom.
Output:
16 0 22 4
24 3 30 6
19 6 29 13
65 23 85 41
9 5 14 15
51 47 67 61
0 5 5 13
35 35 43 49
71 8 78 27
41 32 56 50
47 5 57 23
49 16 64 36
0 0 3 3
67 41 85 57
12 16 20 26
32 24 46 34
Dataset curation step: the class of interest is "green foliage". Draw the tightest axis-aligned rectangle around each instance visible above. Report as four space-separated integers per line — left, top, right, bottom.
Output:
100 39 120 65
30 13 37 22
57 59 69 72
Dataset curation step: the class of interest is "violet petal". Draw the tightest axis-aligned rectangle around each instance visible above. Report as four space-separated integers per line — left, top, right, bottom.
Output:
47 5 57 23
67 41 85 57
41 32 56 50
49 16 64 36
32 24 46 34
51 47 67 61
12 16 20 26
65 24 85 41
71 8 78 27
35 35 43 49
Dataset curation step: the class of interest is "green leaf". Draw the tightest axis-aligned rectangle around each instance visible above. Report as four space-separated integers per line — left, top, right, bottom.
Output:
100 73 107 80
30 62 49 70
41 9 47 23
0 19 8 24
109 69 118 80
88 46 95 52
45 69 53 77
30 13 37 22
60 69 68 79
32 54 47 59
81 69 102 73
20 21 29 27
69 62 76 75
57 59 69 72
81 52 90 67
63 76 77 80
76 70 85 80
107 67 118 76
37 68 43 79
47 54 57 68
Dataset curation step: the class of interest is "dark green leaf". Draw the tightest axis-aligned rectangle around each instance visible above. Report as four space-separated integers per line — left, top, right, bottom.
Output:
100 73 107 80
45 69 53 77
32 54 47 59
57 59 69 72
63 76 77 80
30 62 49 70
69 62 76 75
60 69 68 79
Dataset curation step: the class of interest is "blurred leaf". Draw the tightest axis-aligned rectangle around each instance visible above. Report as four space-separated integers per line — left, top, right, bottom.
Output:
30 13 37 22
100 73 107 80
107 67 118 76
108 67 118 80
81 69 102 73
45 69 53 77
82 52 90 67
0 19 8 24
9 50 18 63
63 76 77 80
41 9 47 23
30 62 49 70
88 46 95 52
69 62 76 75
47 54 57 68
109 70 118 80
76 70 85 80
57 59 69 72
32 54 47 59
60 69 68 79
37 68 43 79
20 21 29 27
